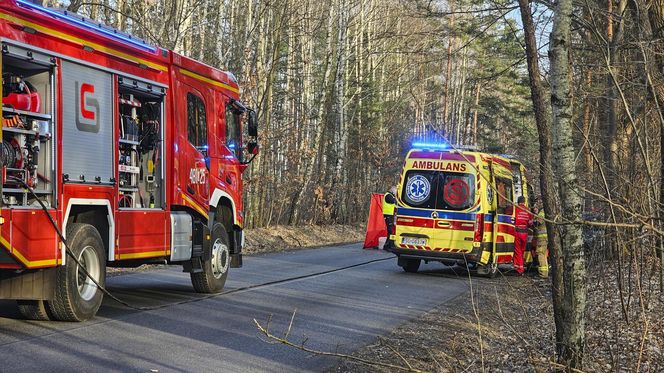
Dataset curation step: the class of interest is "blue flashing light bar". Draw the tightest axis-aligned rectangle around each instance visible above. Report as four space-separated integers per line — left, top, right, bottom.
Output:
16 0 157 53
411 142 450 150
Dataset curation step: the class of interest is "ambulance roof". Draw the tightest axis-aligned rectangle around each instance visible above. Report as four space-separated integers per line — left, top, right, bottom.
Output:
406 147 522 168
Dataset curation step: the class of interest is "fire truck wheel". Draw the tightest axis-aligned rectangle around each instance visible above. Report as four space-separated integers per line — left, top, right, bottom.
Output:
17 300 52 321
49 223 106 322
191 223 229 293
401 258 421 273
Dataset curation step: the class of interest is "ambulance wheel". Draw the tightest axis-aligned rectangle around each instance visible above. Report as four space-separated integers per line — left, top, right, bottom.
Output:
191 223 229 293
401 258 421 273
49 223 106 322
17 300 52 321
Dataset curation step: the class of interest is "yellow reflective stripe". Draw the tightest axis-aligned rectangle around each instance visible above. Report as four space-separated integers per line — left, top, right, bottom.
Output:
0 235 57 267
0 12 168 72
118 250 167 260
179 68 240 94
181 193 209 219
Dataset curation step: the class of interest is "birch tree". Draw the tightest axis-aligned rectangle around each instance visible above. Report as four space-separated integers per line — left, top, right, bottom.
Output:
549 0 587 367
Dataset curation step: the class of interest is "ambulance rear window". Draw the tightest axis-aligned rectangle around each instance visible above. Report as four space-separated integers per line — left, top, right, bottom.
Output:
402 170 475 211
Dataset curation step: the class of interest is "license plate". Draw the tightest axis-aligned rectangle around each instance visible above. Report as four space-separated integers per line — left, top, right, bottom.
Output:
401 237 427 246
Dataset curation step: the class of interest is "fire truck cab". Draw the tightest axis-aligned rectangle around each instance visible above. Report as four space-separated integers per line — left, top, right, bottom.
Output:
387 144 532 277
0 0 258 321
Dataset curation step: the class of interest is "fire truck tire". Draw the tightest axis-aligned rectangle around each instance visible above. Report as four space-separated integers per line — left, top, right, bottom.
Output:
191 223 229 293
17 300 52 321
48 223 106 322
401 258 421 273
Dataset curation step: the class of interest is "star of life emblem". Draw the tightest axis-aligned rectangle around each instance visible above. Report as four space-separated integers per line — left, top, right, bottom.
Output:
406 175 430 204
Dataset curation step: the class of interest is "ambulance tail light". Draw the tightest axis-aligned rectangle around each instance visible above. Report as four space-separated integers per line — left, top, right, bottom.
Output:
473 214 484 243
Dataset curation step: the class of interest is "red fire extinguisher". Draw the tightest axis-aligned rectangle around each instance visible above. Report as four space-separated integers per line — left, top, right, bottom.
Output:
2 74 41 113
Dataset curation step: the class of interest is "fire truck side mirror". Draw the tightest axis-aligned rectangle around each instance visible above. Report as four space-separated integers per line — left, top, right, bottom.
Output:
247 110 258 138
247 141 259 156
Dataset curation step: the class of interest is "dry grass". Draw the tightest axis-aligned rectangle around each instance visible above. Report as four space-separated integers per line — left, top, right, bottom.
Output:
244 224 365 254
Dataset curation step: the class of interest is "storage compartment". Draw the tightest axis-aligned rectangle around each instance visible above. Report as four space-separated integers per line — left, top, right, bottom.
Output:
117 77 164 209
1 44 55 207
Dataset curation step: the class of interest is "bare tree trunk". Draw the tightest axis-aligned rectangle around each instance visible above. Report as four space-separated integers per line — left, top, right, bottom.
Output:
472 81 480 146
645 0 664 291
331 0 349 221
517 0 566 354
290 0 335 224
103 0 110 24
455 51 467 145
581 70 593 211
550 0 587 367
117 0 128 31
198 0 209 61
443 0 455 133
89 1 99 20
601 1 627 249
603 0 618 194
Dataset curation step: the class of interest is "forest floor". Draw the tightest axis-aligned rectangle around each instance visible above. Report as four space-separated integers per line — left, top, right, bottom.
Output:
331 262 664 372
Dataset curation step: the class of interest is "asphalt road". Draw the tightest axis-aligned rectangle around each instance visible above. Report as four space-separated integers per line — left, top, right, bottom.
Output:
0 244 469 372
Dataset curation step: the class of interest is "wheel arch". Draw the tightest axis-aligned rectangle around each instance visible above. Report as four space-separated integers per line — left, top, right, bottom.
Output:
63 199 114 264
209 189 243 255
209 189 238 227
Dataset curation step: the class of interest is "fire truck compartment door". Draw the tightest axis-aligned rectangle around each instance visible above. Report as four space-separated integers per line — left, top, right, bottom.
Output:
170 212 193 262
61 60 114 184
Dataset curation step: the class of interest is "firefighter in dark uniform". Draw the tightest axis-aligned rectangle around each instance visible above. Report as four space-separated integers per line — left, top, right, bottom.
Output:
382 187 397 249
513 196 533 275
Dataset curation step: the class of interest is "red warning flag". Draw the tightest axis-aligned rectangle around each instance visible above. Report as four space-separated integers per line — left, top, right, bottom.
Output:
363 193 388 249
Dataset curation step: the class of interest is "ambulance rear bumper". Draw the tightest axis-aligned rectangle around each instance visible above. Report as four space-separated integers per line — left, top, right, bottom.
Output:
387 245 482 263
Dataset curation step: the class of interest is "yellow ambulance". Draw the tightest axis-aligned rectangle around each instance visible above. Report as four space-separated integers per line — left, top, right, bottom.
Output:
387 143 532 277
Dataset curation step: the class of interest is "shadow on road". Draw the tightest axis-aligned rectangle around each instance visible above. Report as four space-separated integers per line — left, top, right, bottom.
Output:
0 300 23 319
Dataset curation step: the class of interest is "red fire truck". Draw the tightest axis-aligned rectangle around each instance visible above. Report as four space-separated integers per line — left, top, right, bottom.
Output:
0 0 259 321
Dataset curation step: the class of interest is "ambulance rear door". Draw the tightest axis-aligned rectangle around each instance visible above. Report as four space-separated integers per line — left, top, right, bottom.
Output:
401 168 477 252
492 173 516 263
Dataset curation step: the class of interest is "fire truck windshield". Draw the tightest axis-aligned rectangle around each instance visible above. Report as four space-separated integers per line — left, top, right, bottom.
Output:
402 170 476 211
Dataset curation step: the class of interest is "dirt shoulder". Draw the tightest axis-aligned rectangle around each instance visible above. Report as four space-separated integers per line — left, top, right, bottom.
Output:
244 224 365 255
332 264 664 372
